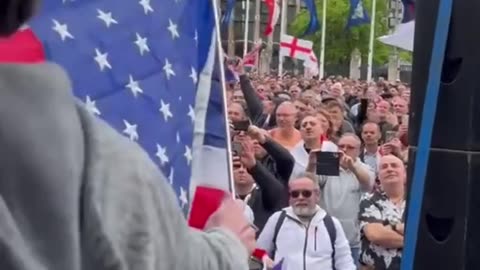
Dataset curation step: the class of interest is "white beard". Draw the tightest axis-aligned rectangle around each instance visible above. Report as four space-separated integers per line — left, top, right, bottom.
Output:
292 205 316 217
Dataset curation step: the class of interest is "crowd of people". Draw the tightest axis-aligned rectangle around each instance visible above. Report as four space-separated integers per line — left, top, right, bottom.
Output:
227 60 409 270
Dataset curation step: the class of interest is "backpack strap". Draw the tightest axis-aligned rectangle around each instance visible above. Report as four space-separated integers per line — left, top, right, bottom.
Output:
271 210 287 260
323 214 337 270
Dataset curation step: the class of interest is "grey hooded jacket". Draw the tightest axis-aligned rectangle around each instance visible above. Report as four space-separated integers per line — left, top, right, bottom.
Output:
0 63 248 270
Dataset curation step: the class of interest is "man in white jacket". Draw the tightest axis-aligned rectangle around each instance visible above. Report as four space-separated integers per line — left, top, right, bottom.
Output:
257 173 355 270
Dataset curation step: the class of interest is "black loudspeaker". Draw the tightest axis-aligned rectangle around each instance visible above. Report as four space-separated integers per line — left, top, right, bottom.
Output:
407 0 480 269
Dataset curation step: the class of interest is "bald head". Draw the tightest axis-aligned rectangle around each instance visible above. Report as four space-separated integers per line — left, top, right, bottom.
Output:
277 101 296 112
378 155 406 187
276 101 297 128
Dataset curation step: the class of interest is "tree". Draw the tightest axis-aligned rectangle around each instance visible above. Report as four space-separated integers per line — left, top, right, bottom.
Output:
289 0 392 66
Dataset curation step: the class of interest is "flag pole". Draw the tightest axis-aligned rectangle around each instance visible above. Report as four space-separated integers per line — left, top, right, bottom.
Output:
243 0 251 57
319 0 327 79
278 0 287 77
366 0 377 82
211 0 236 197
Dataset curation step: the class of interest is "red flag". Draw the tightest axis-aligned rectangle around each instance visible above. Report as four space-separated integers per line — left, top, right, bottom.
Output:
188 186 228 229
243 41 262 68
0 28 45 63
264 0 280 36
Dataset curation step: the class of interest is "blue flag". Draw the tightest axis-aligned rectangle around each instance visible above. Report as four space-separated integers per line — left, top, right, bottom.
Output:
221 0 236 30
302 0 320 36
29 0 229 211
346 0 370 29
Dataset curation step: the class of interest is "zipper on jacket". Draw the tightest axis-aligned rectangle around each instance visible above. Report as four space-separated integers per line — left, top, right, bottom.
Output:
314 226 318 251
303 221 311 270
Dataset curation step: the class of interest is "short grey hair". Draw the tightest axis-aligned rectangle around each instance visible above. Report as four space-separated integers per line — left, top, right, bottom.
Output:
340 133 362 147
290 172 320 187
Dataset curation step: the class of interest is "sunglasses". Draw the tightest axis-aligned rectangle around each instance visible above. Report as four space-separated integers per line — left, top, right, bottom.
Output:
290 190 314 198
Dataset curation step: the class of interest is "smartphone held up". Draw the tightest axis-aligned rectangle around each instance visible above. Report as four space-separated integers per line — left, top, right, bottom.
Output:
232 120 250 131
315 151 340 176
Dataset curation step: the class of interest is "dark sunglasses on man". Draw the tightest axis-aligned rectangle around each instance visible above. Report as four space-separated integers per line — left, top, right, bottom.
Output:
290 189 315 199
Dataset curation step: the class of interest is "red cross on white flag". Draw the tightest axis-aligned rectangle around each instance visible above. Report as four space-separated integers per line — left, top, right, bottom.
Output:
279 34 313 61
304 51 319 76
304 51 318 68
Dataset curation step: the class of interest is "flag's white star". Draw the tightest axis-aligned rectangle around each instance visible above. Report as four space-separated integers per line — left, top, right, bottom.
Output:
179 186 188 208
139 0 154 14
189 67 198 84
52 19 74 41
194 30 198 46
188 105 195 123
123 120 139 141
167 19 180 39
94 48 112 71
97 9 118 27
163 59 176 79
126 75 143 97
176 132 181 143
159 99 174 121
168 169 174 185
184 145 192 165
84 96 101 116
155 144 169 165
134 33 150 55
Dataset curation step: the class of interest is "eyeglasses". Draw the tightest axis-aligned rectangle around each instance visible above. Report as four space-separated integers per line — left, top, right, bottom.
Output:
290 190 315 198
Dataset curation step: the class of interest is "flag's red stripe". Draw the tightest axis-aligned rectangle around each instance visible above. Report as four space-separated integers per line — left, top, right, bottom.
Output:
188 186 228 229
0 29 45 63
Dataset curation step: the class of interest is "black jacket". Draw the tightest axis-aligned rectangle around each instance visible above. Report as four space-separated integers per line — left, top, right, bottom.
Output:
246 162 287 235
239 75 277 129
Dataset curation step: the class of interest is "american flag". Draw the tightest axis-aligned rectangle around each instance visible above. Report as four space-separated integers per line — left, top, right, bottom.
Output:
27 0 230 212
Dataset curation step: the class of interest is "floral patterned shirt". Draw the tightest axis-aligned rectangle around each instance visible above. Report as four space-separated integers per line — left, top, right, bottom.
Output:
358 191 405 269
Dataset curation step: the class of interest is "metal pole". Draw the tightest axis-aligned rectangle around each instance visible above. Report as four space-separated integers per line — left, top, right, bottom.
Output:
278 0 287 77
319 0 327 79
366 0 377 82
253 0 261 42
243 0 250 56
210 0 236 196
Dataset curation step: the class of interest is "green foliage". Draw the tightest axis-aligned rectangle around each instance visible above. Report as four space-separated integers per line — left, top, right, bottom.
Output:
399 50 412 63
289 0 391 66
